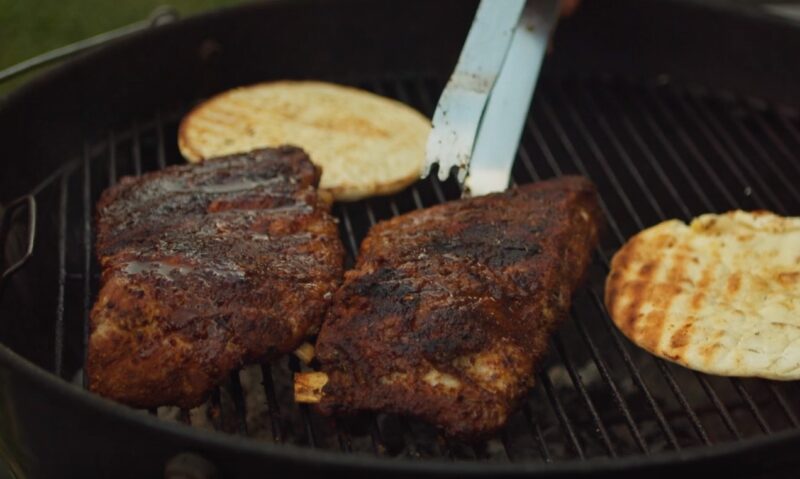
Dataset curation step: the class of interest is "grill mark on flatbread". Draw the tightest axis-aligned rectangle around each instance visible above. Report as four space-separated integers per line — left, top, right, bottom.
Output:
640 310 664 351
727 272 741 295
639 252 687 351
654 234 675 249
778 272 800 285
615 241 643 328
690 263 714 311
700 342 723 364
604 272 621 319
606 236 638 311
622 281 644 332
669 321 693 351
638 262 656 278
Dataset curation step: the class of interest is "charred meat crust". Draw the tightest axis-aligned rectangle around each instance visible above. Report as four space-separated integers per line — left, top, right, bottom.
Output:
87 146 344 409
314 176 602 438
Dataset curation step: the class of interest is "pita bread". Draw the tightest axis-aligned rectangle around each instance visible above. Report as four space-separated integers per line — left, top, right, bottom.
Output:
178 80 430 201
605 210 800 380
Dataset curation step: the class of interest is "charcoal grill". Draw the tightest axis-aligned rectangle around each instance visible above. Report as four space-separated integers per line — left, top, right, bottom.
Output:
1 0 799 477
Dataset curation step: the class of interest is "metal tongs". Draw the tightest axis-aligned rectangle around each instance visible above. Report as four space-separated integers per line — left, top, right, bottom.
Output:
422 0 560 197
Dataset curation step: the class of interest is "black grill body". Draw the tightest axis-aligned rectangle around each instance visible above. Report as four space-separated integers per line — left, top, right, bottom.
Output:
1 0 799 477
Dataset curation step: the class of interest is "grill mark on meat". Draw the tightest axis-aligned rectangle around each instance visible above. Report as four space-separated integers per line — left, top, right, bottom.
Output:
314 176 602 438
87 147 344 409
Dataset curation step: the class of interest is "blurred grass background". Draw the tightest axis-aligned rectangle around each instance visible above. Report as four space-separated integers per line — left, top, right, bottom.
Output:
0 0 244 96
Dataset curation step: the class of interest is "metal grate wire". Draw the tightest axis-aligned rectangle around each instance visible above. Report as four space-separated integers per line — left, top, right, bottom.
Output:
15 74 800 465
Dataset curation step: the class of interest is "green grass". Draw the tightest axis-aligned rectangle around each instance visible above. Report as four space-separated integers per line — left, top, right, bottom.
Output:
0 0 244 96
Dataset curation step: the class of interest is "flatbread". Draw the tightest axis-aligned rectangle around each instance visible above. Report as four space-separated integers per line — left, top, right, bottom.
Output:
605 210 800 380
178 80 430 201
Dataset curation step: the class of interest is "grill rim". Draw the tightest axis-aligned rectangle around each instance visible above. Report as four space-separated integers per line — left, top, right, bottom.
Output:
2 0 800 475
4 341 800 476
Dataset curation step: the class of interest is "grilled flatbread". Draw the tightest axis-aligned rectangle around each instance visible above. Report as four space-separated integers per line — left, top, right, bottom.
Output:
178 81 430 201
605 210 800 380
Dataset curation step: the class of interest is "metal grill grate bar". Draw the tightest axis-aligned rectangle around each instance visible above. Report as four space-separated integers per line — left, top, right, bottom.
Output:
772 113 800 176
289 356 318 448
334 419 354 453
730 379 770 434
209 388 224 432
178 409 190 425
337 204 360 263
229 372 248 435
260 363 284 443
54 177 69 377
107 131 118 186
650 358 711 445
523 406 553 462
131 121 142 177
768 384 800 428
695 376 741 439
81 143 93 389
155 111 167 170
